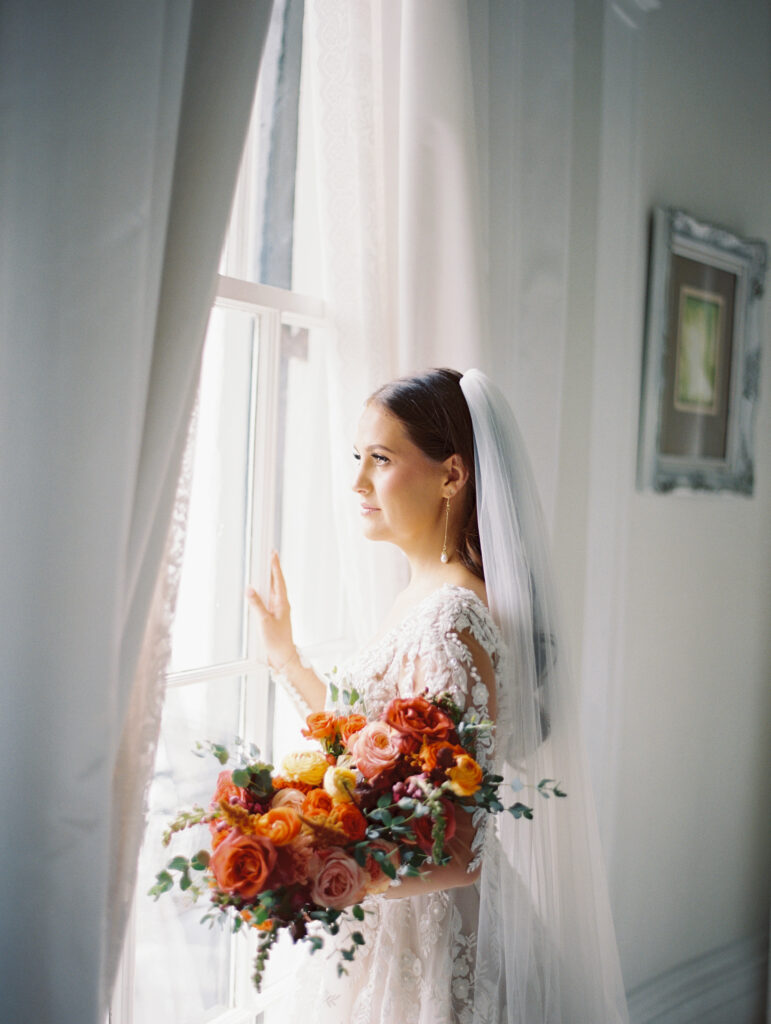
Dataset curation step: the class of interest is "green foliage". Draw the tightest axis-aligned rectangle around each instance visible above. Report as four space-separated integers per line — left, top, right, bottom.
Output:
160 805 211 848
508 802 534 820
230 762 274 801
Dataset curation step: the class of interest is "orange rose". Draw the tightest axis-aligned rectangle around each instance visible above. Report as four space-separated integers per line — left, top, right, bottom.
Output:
328 802 367 841
272 775 314 794
209 832 277 899
419 740 461 773
447 754 483 797
384 697 456 745
339 714 367 744
254 807 302 846
302 711 339 742
302 788 334 818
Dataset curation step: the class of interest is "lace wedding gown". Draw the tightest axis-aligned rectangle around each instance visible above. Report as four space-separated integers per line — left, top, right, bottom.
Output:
279 583 508 1024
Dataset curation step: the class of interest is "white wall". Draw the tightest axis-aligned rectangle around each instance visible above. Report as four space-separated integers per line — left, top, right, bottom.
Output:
612 0 771 998
478 0 771 1014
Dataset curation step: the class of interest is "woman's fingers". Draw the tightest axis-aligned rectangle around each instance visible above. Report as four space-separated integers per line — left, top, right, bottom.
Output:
270 551 289 612
247 586 269 619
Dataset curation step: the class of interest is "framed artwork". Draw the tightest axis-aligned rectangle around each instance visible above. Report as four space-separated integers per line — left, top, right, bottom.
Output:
637 207 767 495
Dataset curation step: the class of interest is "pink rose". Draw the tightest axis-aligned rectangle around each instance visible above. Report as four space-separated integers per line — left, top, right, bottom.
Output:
209 832 277 900
270 787 305 812
310 848 368 910
348 720 408 780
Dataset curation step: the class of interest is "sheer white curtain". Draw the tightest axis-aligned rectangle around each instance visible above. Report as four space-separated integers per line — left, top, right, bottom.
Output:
0 3 272 1020
301 0 485 645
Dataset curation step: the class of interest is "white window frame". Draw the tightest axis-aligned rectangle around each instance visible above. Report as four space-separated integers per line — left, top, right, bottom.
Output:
111 274 327 1024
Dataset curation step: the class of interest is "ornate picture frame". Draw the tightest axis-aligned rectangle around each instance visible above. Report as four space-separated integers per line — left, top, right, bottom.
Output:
637 208 767 495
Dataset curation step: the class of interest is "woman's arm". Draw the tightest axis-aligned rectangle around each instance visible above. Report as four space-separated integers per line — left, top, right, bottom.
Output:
384 626 497 898
247 551 327 714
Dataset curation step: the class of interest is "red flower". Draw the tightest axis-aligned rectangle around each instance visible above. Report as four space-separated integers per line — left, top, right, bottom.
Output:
384 697 456 746
412 800 456 855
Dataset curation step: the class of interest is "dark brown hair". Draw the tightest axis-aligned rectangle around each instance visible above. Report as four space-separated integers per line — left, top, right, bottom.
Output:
368 368 484 581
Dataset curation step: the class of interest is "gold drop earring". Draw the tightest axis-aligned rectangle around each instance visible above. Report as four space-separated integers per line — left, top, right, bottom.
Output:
440 497 450 563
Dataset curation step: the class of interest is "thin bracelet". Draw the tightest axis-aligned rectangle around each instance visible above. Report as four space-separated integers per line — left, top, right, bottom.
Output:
270 648 299 673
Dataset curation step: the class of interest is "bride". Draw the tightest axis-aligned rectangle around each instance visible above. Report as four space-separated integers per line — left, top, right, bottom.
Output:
248 368 629 1024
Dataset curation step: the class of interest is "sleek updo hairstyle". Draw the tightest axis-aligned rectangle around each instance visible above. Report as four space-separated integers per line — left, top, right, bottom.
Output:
368 368 484 581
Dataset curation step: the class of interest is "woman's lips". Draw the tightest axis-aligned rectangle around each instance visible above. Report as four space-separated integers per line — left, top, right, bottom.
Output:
360 505 380 515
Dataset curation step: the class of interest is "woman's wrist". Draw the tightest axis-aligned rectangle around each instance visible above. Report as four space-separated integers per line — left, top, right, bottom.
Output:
270 647 299 673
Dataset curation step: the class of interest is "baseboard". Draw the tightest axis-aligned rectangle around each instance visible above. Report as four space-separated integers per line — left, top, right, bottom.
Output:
627 931 769 1024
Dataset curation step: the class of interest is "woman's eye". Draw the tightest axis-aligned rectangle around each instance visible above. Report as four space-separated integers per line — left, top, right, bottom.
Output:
352 451 388 464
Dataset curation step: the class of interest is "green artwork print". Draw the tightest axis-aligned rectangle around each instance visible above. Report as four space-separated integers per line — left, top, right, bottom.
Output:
673 287 723 414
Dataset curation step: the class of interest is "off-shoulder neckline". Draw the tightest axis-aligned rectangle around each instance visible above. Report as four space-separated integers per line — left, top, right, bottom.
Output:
363 582 492 653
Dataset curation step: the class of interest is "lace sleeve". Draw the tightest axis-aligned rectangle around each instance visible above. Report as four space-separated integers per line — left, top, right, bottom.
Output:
398 613 498 874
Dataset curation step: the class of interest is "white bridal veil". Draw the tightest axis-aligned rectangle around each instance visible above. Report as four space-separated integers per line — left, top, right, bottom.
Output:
460 369 629 1023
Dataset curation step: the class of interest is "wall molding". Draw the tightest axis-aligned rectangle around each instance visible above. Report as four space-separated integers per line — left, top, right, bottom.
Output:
627 932 769 1023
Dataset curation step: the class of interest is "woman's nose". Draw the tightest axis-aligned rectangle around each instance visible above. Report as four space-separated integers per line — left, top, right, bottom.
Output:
352 465 369 493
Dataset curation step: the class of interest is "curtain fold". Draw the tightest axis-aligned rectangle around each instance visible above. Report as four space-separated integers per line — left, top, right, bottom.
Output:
0 3 272 1020
304 0 484 647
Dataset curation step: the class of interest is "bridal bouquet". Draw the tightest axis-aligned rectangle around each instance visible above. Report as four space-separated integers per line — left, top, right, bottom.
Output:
150 690 564 990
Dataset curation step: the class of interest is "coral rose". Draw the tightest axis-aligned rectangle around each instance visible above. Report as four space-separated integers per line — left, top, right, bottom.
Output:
281 750 329 786
447 754 483 797
302 788 333 818
384 697 456 745
413 800 456 855
270 787 305 812
209 832 277 900
212 770 247 806
301 711 339 742
339 714 367 744
347 721 408 780
310 848 368 910
255 807 302 846
328 802 367 841
323 764 357 803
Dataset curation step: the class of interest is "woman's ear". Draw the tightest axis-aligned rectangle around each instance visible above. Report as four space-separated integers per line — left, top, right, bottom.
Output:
443 453 469 497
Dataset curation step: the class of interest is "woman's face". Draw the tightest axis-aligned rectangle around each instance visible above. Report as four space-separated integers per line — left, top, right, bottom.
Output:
352 402 449 551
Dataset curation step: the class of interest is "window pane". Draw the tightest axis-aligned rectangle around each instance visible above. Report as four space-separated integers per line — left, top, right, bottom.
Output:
170 307 257 673
132 676 248 1021
276 322 344 649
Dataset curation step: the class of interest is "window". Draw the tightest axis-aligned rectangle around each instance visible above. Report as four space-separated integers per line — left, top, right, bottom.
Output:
111 5 340 1020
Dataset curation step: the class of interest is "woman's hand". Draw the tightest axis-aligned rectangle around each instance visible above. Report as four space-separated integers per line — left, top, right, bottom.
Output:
247 551 298 672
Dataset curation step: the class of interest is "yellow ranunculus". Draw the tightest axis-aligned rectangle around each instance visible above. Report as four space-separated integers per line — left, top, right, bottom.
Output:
447 754 483 797
323 764 357 803
281 750 329 786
